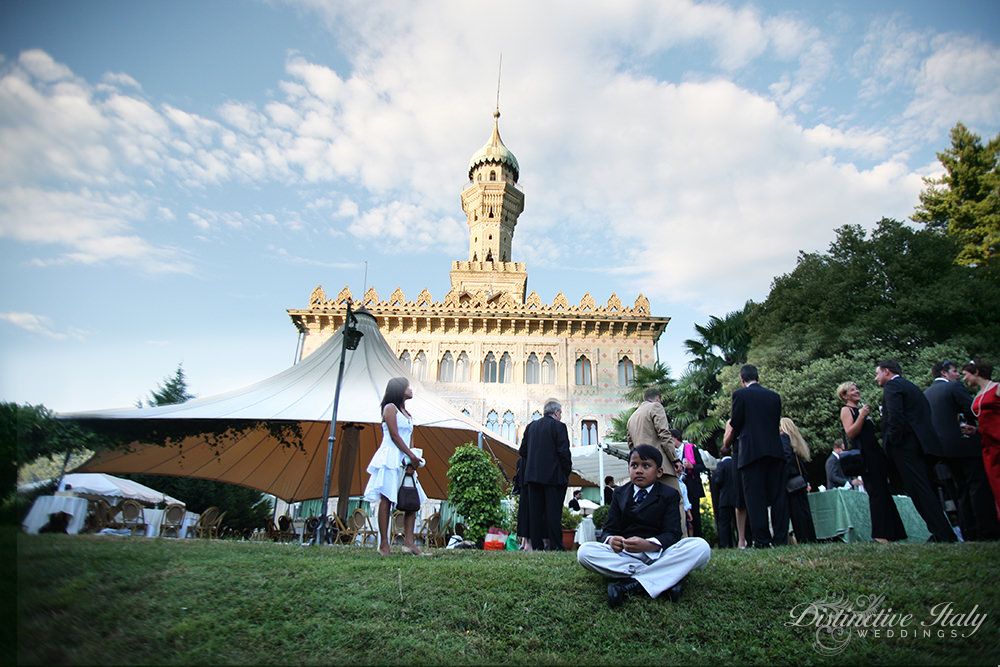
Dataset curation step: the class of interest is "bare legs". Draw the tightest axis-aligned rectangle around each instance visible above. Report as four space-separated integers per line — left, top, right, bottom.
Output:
377 495 421 555
736 508 748 548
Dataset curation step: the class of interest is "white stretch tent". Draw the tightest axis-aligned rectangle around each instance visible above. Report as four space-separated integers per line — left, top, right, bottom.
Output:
64 309 589 503
58 473 185 506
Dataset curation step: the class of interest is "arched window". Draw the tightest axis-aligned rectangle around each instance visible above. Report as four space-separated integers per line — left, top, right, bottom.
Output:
461 408 471 416
412 351 426 381
483 352 498 383
490 170 496 181
498 352 513 383
438 351 454 382
500 410 516 441
531 410 542 422
575 355 593 385
618 356 634 387
399 350 411 372
485 410 500 433
581 420 599 446
525 353 540 384
541 353 555 384
456 352 470 382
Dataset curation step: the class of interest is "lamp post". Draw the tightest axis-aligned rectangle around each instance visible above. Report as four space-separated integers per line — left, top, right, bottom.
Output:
317 301 363 545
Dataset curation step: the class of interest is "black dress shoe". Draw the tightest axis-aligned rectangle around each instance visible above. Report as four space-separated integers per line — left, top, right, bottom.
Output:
667 580 684 603
607 578 647 608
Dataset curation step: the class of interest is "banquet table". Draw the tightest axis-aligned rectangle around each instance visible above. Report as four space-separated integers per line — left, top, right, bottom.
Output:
22 495 89 534
574 516 597 544
808 488 931 543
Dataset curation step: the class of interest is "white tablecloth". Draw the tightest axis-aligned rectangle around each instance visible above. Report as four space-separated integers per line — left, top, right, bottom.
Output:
22 495 89 534
575 516 597 544
180 512 199 538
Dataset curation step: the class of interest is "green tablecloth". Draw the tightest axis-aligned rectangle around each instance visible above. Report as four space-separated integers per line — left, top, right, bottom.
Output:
807 489 931 543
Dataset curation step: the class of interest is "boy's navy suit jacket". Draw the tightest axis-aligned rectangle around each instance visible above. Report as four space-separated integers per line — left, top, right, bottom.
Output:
604 481 682 549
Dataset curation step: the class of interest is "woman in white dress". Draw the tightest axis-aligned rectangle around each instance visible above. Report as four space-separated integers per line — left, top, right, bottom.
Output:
364 377 427 555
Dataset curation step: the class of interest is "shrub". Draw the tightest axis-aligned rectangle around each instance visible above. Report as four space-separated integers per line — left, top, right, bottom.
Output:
561 506 582 530
592 504 610 529
446 444 507 544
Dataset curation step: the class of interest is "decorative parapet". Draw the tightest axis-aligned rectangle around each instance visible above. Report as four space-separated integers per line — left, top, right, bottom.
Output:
451 260 526 273
297 284 659 318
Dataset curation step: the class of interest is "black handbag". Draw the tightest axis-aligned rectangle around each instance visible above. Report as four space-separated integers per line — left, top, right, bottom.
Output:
396 471 420 512
839 449 865 477
786 474 808 494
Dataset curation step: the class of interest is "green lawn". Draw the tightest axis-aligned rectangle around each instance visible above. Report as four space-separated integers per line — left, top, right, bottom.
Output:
13 532 1000 665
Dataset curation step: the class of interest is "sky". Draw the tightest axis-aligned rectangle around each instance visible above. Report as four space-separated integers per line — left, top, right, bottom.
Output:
1 0 998 413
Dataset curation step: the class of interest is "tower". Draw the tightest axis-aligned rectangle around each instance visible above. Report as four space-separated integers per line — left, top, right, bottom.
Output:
449 109 528 301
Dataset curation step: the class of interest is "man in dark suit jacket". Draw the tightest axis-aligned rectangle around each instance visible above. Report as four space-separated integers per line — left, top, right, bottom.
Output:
925 360 999 540
723 364 789 547
712 453 738 548
577 445 711 607
519 399 572 550
876 360 956 542
825 440 850 489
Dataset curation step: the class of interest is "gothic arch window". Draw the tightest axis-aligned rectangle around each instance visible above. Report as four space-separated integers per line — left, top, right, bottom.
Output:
399 350 411 372
500 410 516 441
438 351 455 382
461 408 471 416
618 356 635 387
490 170 496 181
485 409 500 433
531 410 542 422
483 352 498 383
456 352 470 382
498 352 513 383
575 354 593 386
477 173 482 182
541 353 556 384
581 419 599 446
412 351 427 381
525 353 540 384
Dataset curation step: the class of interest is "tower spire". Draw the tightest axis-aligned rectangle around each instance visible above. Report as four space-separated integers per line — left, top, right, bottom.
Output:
495 53 502 118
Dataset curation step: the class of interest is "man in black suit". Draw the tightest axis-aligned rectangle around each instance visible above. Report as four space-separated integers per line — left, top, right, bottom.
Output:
723 364 789 547
876 360 956 542
825 439 859 490
603 476 616 506
577 445 711 608
519 399 572 550
568 490 582 511
925 360 999 540
712 450 738 548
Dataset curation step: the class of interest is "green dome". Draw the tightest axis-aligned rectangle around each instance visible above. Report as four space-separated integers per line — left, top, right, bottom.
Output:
468 110 519 182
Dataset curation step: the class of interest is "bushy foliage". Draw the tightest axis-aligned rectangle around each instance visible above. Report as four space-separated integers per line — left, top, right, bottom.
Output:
561 505 582 530
446 444 507 544
592 504 610 529
124 475 273 536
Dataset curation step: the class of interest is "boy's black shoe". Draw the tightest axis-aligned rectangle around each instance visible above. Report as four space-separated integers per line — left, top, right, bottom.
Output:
667 579 684 603
607 578 647 608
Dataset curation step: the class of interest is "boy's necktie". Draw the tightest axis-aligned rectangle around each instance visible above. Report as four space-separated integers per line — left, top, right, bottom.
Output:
635 488 648 504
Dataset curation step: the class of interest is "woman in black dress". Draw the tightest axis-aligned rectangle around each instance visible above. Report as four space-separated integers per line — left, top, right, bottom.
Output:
779 417 817 543
837 381 907 542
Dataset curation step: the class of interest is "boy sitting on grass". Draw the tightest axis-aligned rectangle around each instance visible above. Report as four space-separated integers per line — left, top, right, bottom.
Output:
578 444 711 608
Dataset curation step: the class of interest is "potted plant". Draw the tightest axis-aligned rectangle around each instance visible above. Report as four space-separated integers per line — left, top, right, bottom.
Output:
561 506 582 550
591 504 610 540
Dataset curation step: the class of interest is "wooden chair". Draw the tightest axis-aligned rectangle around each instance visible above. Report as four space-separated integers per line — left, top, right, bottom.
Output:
390 510 406 545
422 512 445 548
211 511 227 539
276 515 297 542
350 508 377 547
193 507 219 538
302 516 320 544
333 513 357 545
160 504 186 538
120 499 146 536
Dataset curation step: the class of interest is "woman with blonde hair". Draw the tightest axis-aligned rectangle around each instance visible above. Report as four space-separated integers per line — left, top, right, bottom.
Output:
779 417 817 543
837 381 906 543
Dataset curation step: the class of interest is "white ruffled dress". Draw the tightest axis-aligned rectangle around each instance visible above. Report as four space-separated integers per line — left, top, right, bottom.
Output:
363 410 428 507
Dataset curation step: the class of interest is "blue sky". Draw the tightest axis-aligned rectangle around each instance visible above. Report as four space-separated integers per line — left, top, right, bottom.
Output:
1 0 998 412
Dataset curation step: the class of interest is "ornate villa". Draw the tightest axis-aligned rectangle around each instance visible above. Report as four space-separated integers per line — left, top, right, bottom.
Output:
287 109 669 446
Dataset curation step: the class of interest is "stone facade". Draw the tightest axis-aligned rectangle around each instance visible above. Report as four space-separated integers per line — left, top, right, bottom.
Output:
287 110 669 446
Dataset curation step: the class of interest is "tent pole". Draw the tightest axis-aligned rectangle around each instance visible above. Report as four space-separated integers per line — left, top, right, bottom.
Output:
477 431 483 449
317 301 362 546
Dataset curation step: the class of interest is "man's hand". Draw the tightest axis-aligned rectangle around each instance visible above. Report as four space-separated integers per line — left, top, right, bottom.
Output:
961 424 977 436
673 460 683 475
623 536 656 552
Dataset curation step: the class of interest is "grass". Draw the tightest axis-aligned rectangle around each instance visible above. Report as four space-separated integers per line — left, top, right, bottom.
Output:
13 531 1000 665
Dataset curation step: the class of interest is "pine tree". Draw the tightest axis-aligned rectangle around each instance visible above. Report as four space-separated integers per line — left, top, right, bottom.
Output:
145 364 195 407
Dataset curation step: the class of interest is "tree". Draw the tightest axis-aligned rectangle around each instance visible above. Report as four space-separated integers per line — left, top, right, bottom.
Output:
140 364 195 408
621 362 675 405
913 122 999 267
446 444 507 544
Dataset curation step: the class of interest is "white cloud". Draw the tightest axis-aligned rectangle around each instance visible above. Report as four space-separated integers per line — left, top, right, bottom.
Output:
347 201 466 254
0 312 86 340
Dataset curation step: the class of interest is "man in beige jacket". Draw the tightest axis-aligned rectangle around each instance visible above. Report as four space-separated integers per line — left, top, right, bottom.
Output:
627 388 685 534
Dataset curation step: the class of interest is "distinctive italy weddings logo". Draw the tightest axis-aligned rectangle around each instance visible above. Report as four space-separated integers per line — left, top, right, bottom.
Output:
786 594 987 655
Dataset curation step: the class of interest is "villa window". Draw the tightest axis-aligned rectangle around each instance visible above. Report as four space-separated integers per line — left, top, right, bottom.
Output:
399 350 411 373
483 352 498 383
531 410 542 422
581 420 599 446
438 351 454 382
618 356 634 387
498 352 513 384
541 353 555 384
575 355 593 386
455 352 470 382
500 410 516 441
485 410 499 433
412 351 426 381
525 353 540 384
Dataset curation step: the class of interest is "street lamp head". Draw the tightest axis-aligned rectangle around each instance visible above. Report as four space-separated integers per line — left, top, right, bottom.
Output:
344 327 364 350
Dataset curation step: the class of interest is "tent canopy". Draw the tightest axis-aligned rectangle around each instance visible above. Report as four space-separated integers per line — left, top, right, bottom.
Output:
59 472 185 506
65 310 591 502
